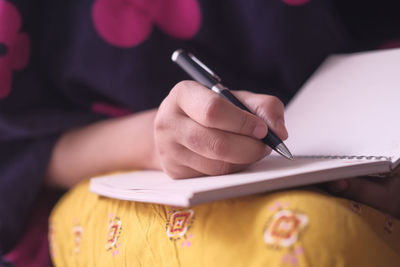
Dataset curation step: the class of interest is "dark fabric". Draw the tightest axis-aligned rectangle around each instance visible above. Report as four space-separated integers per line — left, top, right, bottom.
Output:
3 189 59 267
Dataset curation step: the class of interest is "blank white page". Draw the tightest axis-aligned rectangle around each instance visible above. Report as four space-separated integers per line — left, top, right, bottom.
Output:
284 48 400 163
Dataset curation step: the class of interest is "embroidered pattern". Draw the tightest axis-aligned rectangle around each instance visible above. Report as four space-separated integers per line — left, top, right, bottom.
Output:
73 219 84 253
265 204 309 266
264 209 308 248
167 209 194 238
349 201 362 215
106 214 123 256
384 214 394 234
0 0 31 99
268 201 290 212
181 233 194 248
282 246 304 266
166 208 195 247
92 0 201 47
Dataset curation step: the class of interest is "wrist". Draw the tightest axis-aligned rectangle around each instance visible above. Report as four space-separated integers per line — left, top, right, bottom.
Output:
46 108 161 188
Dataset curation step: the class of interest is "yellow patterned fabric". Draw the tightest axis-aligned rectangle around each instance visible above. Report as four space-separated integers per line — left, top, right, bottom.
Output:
50 180 400 267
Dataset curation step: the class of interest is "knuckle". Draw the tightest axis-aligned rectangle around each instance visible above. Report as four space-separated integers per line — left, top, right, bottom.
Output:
174 80 193 91
253 103 268 118
255 96 285 123
169 82 181 97
203 96 222 126
154 95 178 133
170 81 187 101
260 96 284 112
238 113 255 135
173 80 197 98
154 115 170 132
208 136 228 157
168 145 183 160
265 95 283 107
186 128 202 151
271 95 282 105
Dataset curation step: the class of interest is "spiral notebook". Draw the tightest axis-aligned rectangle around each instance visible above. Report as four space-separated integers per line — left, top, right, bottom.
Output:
90 48 400 207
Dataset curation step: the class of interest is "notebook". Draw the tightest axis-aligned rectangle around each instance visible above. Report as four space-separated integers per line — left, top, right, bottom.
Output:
89 48 400 207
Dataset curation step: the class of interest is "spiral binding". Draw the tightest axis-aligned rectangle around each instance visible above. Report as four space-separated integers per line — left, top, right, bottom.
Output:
295 155 392 161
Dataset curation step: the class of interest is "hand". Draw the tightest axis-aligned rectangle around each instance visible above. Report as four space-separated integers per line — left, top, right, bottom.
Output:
153 81 288 179
327 167 400 218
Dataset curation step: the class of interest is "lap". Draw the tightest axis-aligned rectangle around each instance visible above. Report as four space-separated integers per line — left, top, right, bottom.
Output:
49 180 400 267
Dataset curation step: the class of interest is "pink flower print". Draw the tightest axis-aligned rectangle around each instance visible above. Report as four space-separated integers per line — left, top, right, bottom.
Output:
264 210 308 248
166 209 194 238
282 246 304 266
91 102 133 117
384 214 394 234
380 39 400 50
181 233 193 248
92 0 202 48
282 0 309 6
0 0 30 99
268 200 290 212
349 201 362 215
106 215 123 255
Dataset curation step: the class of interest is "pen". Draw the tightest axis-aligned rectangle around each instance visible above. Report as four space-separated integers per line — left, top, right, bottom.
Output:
171 49 293 160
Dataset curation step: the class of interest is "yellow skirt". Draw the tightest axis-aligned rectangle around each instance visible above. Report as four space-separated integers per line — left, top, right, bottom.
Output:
49 180 400 267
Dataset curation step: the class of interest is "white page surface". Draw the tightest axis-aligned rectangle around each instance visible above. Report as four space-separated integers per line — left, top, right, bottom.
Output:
284 48 400 162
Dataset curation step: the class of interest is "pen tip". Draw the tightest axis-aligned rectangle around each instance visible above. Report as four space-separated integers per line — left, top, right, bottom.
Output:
275 143 294 160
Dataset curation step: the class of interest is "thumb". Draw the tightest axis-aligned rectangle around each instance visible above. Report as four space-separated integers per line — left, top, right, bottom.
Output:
233 91 288 140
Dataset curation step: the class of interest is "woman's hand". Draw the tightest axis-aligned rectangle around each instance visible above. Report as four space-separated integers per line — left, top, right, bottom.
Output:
153 81 288 179
327 167 400 218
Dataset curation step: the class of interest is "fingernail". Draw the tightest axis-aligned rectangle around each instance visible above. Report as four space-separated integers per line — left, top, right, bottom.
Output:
253 123 268 139
330 180 349 193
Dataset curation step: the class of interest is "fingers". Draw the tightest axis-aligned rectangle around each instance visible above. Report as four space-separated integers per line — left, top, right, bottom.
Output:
154 81 286 179
160 144 248 179
328 178 390 213
174 81 269 139
234 90 288 140
157 112 269 165
180 114 269 163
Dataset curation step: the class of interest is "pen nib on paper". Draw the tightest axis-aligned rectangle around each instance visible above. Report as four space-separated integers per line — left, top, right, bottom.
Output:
275 143 294 160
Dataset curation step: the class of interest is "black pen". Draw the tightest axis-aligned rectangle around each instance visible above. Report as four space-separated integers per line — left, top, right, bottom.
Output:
171 49 293 160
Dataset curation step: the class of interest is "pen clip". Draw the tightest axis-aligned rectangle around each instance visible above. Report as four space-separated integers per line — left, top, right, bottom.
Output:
188 53 222 83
